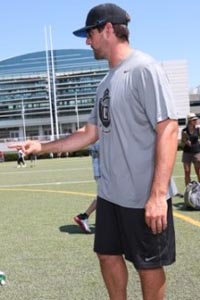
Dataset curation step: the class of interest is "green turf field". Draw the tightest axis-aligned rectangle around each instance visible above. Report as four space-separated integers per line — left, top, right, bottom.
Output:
0 153 199 300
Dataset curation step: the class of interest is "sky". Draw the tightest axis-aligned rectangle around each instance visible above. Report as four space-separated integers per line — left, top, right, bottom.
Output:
0 0 199 88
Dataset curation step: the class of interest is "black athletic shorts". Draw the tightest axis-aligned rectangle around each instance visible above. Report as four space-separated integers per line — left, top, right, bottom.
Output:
94 197 176 270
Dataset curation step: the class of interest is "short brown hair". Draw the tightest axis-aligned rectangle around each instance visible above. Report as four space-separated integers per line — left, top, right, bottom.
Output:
96 23 129 42
112 24 129 42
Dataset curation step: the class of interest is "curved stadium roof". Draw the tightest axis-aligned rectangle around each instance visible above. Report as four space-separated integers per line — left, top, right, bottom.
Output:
0 49 108 77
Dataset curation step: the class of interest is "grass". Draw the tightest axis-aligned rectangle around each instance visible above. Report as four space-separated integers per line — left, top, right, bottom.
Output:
0 153 199 299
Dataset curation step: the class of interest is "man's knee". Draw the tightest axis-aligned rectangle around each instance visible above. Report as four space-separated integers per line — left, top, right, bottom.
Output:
138 267 165 282
97 254 123 265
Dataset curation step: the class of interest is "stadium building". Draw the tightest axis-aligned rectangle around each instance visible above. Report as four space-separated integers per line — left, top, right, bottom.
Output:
0 49 189 144
190 85 200 116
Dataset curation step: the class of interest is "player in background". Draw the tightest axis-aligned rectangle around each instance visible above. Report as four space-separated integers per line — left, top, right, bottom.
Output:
17 149 26 168
74 141 100 233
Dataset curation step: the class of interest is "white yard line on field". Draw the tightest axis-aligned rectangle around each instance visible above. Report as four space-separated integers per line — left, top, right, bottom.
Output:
0 179 94 188
0 167 91 175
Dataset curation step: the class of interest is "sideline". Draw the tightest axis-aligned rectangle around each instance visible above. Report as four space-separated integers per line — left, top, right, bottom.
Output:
1 187 200 228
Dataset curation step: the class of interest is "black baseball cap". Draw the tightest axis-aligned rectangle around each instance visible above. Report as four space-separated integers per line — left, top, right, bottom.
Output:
73 3 130 38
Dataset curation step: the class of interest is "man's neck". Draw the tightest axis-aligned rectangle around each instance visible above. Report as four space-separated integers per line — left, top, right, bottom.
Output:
107 42 133 68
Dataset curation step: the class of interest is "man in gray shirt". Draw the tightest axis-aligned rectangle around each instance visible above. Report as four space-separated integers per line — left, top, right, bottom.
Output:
9 3 178 300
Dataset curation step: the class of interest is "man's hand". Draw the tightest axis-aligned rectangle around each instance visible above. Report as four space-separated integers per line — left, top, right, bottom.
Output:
8 140 42 155
145 195 168 234
186 140 191 146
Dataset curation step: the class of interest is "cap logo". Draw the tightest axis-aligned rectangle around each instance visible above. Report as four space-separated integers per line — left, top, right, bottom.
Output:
95 19 106 25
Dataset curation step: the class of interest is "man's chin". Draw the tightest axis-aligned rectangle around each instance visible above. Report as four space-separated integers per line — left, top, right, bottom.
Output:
93 51 104 60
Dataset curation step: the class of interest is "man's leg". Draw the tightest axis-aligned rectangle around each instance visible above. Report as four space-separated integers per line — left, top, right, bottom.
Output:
138 267 166 300
183 162 191 186
85 198 97 217
97 254 128 300
193 163 200 182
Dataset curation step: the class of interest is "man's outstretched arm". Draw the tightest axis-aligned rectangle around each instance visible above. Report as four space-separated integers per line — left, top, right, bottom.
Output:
8 123 98 155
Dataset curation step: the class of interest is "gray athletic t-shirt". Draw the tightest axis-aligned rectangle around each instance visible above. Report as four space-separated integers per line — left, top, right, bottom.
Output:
88 49 178 208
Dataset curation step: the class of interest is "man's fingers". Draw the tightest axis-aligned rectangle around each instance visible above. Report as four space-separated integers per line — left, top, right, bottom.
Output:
146 217 167 234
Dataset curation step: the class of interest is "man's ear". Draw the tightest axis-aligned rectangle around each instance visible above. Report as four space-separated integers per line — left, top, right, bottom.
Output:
104 22 114 36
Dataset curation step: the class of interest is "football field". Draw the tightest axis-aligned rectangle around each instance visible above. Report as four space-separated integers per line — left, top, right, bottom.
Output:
0 152 199 300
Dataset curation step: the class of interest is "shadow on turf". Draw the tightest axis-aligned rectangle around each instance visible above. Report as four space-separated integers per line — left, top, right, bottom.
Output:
59 224 95 234
173 197 200 211
173 194 188 211
173 202 188 211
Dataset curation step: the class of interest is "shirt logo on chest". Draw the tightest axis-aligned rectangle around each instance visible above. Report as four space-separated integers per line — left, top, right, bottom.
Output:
99 88 111 131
